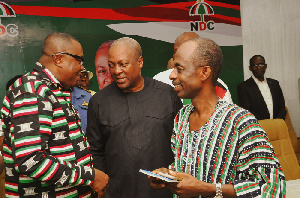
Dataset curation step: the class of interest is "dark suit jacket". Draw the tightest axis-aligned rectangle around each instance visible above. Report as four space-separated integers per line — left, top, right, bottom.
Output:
237 77 286 120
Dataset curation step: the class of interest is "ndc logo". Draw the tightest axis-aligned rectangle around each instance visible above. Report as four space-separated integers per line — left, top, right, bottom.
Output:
189 0 215 31
0 1 18 37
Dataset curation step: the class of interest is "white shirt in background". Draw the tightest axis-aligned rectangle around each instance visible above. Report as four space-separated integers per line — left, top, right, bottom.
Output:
252 75 273 119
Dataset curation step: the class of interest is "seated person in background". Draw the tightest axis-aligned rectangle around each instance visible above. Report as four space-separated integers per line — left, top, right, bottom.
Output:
153 32 232 103
237 55 286 120
71 69 93 133
149 38 285 197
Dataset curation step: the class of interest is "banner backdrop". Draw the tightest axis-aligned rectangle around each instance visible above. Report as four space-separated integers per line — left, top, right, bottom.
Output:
0 0 243 105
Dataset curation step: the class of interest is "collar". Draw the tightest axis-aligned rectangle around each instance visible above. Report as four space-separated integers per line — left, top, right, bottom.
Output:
252 75 267 84
72 87 88 99
34 62 72 91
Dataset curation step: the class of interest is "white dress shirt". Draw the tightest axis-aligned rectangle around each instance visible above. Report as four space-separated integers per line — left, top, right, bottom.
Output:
252 75 273 119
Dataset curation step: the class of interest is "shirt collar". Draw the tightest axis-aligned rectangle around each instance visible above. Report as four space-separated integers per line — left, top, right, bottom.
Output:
252 74 267 84
34 62 72 91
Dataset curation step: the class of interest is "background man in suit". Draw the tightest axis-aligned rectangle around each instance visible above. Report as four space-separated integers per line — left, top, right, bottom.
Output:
237 55 286 120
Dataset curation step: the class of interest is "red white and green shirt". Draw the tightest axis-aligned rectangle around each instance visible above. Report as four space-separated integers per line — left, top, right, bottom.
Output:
1 63 94 197
170 101 285 198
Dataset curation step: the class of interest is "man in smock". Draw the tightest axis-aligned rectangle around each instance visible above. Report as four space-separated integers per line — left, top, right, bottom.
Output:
149 38 285 197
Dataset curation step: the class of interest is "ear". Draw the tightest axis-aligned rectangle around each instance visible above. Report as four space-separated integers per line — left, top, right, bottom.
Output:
200 66 212 81
249 66 252 72
52 54 63 68
137 56 143 69
265 64 267 69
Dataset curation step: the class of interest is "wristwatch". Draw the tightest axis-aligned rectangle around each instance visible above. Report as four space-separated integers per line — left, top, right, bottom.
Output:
214 183 223 198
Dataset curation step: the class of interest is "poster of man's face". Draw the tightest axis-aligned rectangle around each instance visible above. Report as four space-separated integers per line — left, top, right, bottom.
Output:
95 40 114 90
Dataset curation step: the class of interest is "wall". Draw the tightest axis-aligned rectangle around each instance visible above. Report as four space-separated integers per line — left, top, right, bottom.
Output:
0 0 243 104
241 0 300 136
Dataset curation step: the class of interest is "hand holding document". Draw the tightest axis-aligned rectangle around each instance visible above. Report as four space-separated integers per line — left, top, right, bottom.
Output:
140 169 182 183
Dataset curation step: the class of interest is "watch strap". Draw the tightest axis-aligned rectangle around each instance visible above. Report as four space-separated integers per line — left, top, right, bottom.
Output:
214 183 223 198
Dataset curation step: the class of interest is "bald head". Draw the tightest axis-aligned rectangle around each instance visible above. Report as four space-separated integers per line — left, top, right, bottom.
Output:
42 32 79 56
174 32 200 54
111 37 142 60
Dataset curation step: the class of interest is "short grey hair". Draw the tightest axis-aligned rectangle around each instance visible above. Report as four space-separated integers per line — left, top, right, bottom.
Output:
111 37 142 59
190 38 223 86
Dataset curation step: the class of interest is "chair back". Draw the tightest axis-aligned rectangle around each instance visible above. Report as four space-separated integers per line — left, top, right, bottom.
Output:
259 119 300 181
285 107 300 159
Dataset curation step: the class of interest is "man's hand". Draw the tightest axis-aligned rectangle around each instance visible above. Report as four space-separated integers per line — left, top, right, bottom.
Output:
90 168 109 198
148 167 170 189
166 170 207 198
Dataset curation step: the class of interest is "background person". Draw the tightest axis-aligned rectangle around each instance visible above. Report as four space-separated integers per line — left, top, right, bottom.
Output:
1 32 109 197
95 40 115 90
77 69 96 95
86 37 182 198
149 38 285 197
71 69 93 133
153 32 233 104
237 55 286 120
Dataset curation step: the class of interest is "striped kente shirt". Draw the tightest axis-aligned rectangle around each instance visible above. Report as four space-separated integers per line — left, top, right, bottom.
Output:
170 101 285 198
1 63 94 197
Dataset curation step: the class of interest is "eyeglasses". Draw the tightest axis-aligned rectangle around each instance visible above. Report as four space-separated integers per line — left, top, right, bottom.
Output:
53 52 84 65
251 64 266 68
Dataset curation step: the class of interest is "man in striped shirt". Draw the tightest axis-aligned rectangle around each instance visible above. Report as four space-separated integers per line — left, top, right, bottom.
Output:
1 33 109 197
149 38 285 197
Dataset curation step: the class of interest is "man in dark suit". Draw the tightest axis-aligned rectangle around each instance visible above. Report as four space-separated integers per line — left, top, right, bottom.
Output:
237 55 286 120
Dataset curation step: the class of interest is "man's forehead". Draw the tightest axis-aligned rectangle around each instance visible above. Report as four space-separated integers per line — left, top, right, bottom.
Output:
175 41 196 58
108 45 135 59
63 42 83 56
96 47 109 57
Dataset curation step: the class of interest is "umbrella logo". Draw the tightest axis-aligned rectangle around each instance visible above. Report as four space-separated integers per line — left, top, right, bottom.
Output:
0 1 18 37
189 0 215 31
0 1 16 17
190 0 214 22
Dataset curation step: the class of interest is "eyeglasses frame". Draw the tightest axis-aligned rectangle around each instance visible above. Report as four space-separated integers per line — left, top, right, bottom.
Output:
52 52 84 65
250 63 266 69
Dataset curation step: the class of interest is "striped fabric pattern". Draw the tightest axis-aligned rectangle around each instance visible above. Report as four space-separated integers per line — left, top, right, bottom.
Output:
1 63 94 197
170 101 285 198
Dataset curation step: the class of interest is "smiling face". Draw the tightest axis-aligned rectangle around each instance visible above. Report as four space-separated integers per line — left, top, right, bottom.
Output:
170 41 203 99
95 47 114 90
108 44 144 93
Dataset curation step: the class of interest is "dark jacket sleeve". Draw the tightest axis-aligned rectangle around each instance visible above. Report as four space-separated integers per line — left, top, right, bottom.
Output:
86 99 106 172
274 81 286 119
237 83 251 110
175 95 183 115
